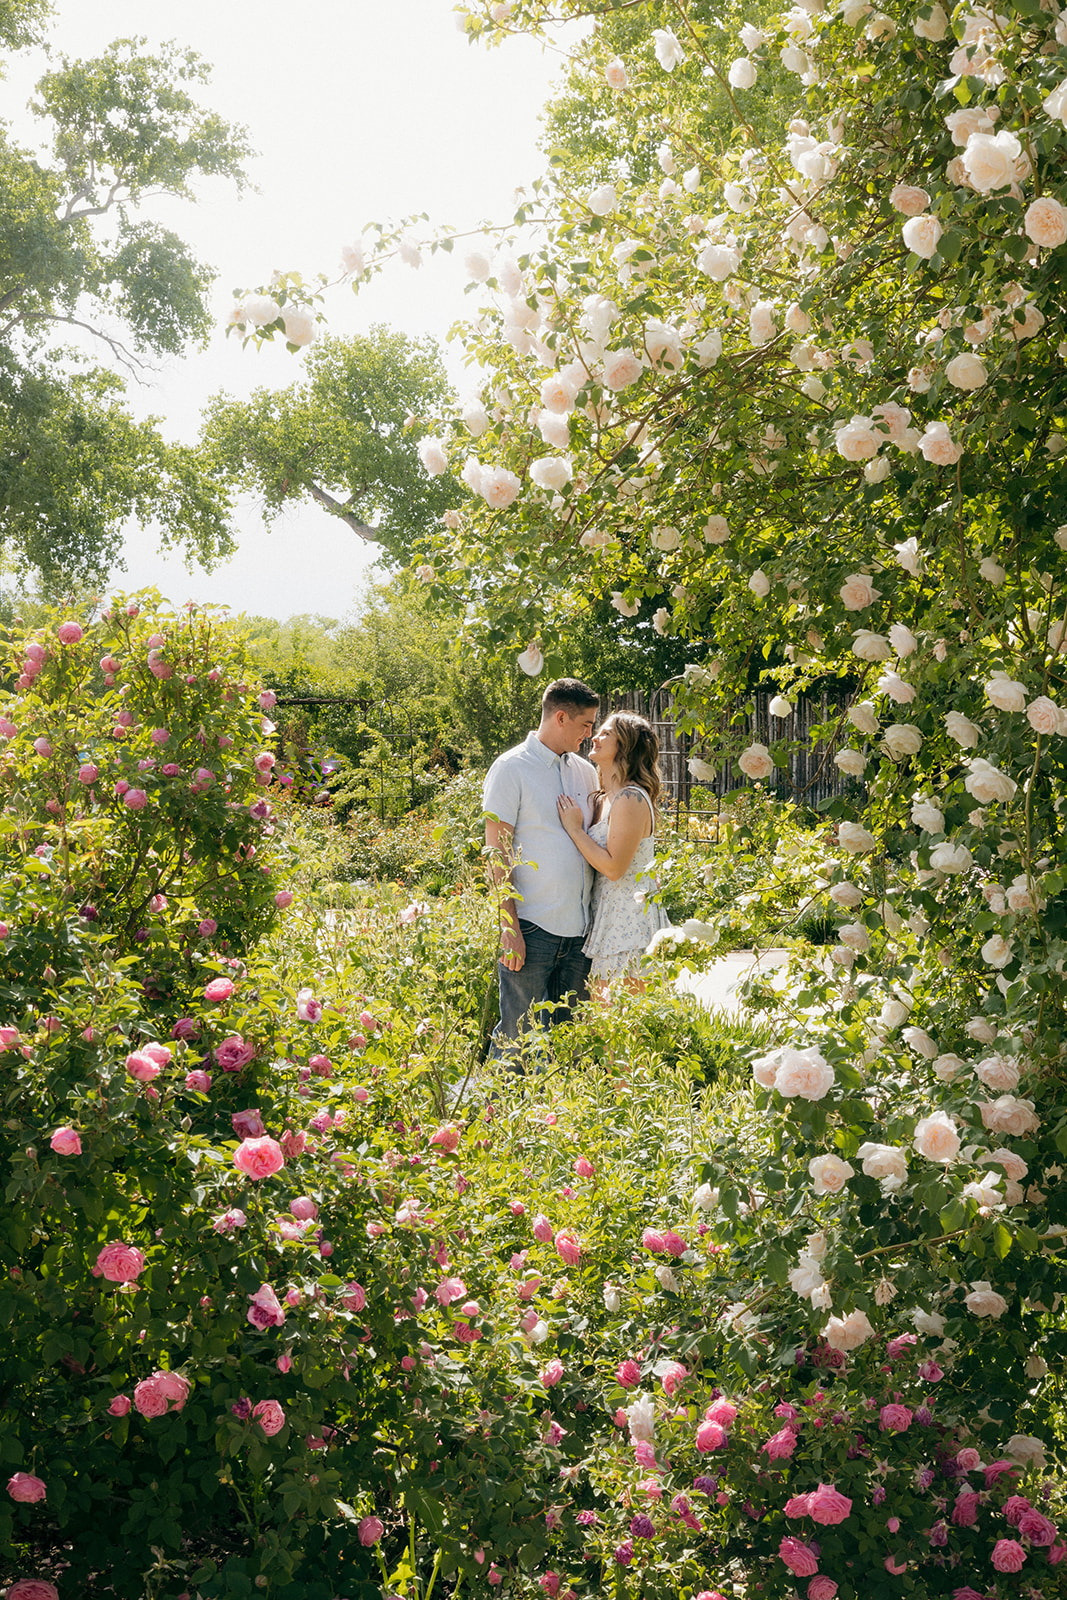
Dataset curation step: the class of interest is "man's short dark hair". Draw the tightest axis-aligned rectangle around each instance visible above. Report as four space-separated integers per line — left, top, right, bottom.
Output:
541 678 599 717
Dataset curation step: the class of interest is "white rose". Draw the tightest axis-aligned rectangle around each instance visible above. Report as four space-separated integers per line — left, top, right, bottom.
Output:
243 294 281 327
480 466 522 509
681 918 719 943
838 821 877 853
839 572 881 610
985 673 1027 713
889 182 930 215
1004 1434 1047 1469
974 1052 1021 1092
880 996 911 1029
889 623 918 657
965 1017 998 1044
696 242 741 280
913 2 948 39
911 800 944 833
864 457 890 484
341 241 367 277
688 757 717 783
417 436 448 476
704 514 729 544
829 881 864 906
852 630 891 661
929 841 973 874
517 644 544 677
848 701 880 736
693 1182 719 1212
749 300 776 344
919 420 962 465
945 711 982 748
789 1257 827 1299
610 592 640 617
945 107 994 145
823 1309 875 1351
728 56 758 88
462 248 491 282
588 183 618 216
932 1052 965 1082
902 214 942 258
913 1109 961 1164
651 524 682 550
603 1281 621 1312
694 331 724 367
809 1153 855 1195
835 749 867 776
963 130 1022 193
530 456 573 493
877 671 917 705
774 1047 835 1100
655 1263 680 1291
945 353 987 390
912 1307 946 1336
838 920 870 952
627 1395 657 1441
652 28 685 69
981 934 1014 969
739 742 775 779
601 349 645 391
604 57 629 91
768 695 793 718
1024 197 1067 249
835 416 880 461
963 1280 1009 1318
539 373 577 415
902 1026 938 1059
1025 695 1059 735
748 569 771 598
463 401 490 437
652 607 670 636
978 557 1006 585
964 759 1017 804
883 723 923 759
857 1142 909 1182
979 1095 1040 1136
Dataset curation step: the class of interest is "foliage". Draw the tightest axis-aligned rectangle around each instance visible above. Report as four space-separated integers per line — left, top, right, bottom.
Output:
0 25 248 584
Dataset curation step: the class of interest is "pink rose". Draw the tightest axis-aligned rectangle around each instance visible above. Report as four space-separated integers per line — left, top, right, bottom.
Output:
428 1124 461 1153
542 1358 564 1387
642 1228 667 1252
7 1473 47 1503
289 1196 317 1221
296 988 323 1021
49 1126 82 1155
660 1360 688 1397
215 1037 255 1073
951 1492 980 1526
808 1484 852 1525
231 1108 266 1139
247 1283 286 1329
96 1242 146 1283
77 763 98 785
1017 1510 1057 1546
155 1371 190 1410
695 1420 727 1451
274 890 294 908
358 1515 384 1546
879 1404 913 1432
808 1581 837 1600
107 1394 132 1417
764 1427 798 1459
184 1070 211 1092
252 1399 286 1436
123 787 148 810
662 1230 687 1256
198 919 217 938
56 621 83 643
8 1581 60 1600
883 1556 907 1575
554 1228 581 1266
133 1370 188 1417
341 1282 367 1312
617 1359 642 1388
125 1051 160 1083
785 1493 814 1518
204 977 235 1003
885 1333 917 1360
233 1136 285 1179
779 1538 819 1577
532 1213 554 1242
705 1399 737 1427
991 1539 1026 1572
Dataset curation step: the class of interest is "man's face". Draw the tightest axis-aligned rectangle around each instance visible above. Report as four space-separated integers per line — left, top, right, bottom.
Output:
561 707 597 752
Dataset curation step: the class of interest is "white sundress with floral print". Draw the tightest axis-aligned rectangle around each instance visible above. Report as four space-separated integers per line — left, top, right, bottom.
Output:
582 786 670 979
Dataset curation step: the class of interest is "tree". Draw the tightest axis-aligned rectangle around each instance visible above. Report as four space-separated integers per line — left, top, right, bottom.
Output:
0 20 251 586
203 327 462 565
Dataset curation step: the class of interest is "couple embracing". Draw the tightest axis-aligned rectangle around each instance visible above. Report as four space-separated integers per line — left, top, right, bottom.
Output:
482 677 669 1061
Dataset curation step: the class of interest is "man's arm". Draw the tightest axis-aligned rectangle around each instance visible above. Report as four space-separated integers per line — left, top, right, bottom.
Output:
485 816 525 972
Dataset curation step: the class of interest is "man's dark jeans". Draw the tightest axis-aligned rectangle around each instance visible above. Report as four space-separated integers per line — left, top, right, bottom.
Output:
489 918 591 1064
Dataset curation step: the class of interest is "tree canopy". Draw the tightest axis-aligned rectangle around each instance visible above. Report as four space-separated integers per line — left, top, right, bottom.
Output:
0 24 251 587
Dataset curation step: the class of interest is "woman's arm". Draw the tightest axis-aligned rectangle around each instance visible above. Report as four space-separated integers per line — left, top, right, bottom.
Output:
556 791 650 881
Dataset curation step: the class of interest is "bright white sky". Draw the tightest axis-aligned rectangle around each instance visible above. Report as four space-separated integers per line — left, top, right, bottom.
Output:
13 1 565 621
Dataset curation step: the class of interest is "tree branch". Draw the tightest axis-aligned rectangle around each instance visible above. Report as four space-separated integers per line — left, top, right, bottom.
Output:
306 483 379 541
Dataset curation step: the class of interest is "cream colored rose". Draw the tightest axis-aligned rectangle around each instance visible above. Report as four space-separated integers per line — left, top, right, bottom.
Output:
857 1142 909 1182
739 741 775 779
774 1047 835 1100
517 644 544 677
978 557 1006 584
768 695 793 719
1004 1433 1047 1468
965 1016 997 1043
838 921 870 952
604 55 628 90
978 1095 1040 1136
1009 303 1045 342
911 800 944 833
883 723 922 759
913 1109 960 1164
530 456 573 492
974 1052 1021 1091
838 821 877 853
601 349 644 391
834 749 867 777
588 183 618 216
650 524 682 550
848 700 880 735
751 1050 780 1089
902 1025 937 1059
919 421 962 465
888 623 917 658
1024 197 1067 250
839 572 881 610
932 1052 965 1081
964 759 1017 804
945 353 987 390
913 1 948 39
985 672 1026 712
963 1280 1009 1318
945 107 994 146
962 130 1021 193
889 182 930 215
902 214 942 258
930 841 973 874
1026 695 1060 735
945 711 982 748
852 630 892 661
835 416 881 461
703 515 729 544
823 1309 874 1350
809 1153 855 1194
880 996 911 1029
748 569 771 598
829 881 864 906
979 1147 1028 1183
784 301 811 334
878 672 917 705
610 592 640 617
894 537 921 576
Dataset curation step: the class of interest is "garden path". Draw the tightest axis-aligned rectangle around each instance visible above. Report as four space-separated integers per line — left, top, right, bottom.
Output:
675 947 791 1015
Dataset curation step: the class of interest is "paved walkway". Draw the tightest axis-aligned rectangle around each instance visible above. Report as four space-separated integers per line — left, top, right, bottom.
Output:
675 948 791 1014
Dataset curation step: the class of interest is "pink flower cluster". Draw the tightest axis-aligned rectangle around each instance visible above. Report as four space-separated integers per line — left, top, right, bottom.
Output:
133 1370 189 1418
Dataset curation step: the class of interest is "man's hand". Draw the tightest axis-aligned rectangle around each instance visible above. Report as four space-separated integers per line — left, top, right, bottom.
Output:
500 920 526 972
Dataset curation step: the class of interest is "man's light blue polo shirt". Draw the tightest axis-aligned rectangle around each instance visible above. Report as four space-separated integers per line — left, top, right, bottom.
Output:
482 732 598 937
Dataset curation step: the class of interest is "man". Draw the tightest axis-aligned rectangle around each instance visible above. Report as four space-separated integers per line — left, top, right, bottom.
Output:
483 678 600 1060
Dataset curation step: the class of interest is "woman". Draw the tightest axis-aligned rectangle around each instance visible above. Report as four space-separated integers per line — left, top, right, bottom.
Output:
556 711 670 988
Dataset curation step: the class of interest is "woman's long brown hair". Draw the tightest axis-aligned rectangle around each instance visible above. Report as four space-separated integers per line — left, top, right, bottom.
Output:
592 711 663 818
